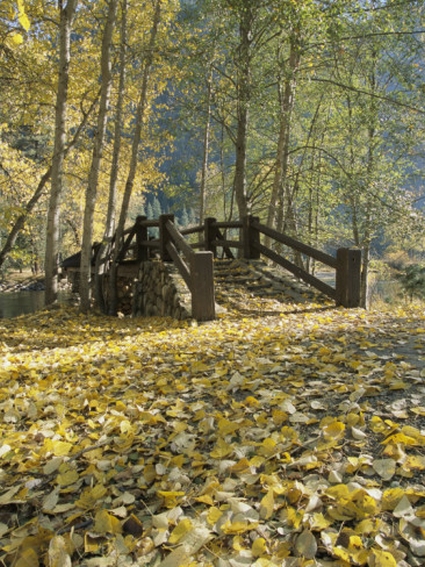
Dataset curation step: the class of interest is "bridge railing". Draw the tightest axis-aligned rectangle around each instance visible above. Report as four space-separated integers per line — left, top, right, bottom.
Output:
115 214 215 321
106 214 361 312
200 215 361 308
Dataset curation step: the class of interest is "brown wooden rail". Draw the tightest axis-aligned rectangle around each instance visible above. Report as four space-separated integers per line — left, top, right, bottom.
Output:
110 214 361 312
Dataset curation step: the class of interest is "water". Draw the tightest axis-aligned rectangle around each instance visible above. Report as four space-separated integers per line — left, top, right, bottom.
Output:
0 291 70 319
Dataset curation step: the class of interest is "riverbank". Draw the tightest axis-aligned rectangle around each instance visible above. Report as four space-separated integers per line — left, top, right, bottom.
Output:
0 271 73 318
0 270 45 292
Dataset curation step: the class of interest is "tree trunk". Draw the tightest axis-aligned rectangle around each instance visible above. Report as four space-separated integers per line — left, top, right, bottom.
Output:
44 0 78 306
79 0 118 313
199 68 212 225
268 34 300 234
108 0 162 315
94 0 128 313
232 4 253 219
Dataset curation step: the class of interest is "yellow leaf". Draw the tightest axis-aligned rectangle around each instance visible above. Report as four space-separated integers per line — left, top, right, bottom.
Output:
15 548 39 567
404 454 425 471
17 0 30 31
281 506 304 529
370 548 397 567
157 490 186 508
94 509 122 534
221 519 257 535
382 432 418 446
369 416 388 434
218 418 239 436
56 469 79 487
322 420 345 440
309 512 331 530
259 437 277 457
252 537 268 558
46 439 73 457
168 518 193 544
382 487 405 511
84 533 105 554
259 488 274 520
229 458 251 473
195 494 214 506
206 507 223 526
272 409 288 425
48 536 71 567
7 33 24 47
355 518 379 534
210 438 234 459
75 484 107 509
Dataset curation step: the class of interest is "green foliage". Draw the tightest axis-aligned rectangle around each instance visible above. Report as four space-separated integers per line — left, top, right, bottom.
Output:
397 264 425 301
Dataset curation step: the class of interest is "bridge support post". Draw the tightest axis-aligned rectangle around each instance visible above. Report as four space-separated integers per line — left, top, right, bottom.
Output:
243 216 261 260
159 214 175 261
135 216 148 262
190 251 215 321
336 248 362 307
204 217 217 257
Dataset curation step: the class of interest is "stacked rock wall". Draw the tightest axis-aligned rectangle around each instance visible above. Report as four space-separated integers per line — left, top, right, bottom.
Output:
132 260 191 319
65 260 192 319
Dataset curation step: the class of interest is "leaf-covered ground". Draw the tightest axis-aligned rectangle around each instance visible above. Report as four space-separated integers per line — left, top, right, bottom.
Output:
1 298 425 566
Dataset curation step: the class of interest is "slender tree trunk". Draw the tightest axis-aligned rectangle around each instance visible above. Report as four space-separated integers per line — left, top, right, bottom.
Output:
233 4 253 219
199 68 212 225
95 0 128 312
108 0 162 315
105 0 127 238
44 0 78 306
269 35 300 235
79 0 118 313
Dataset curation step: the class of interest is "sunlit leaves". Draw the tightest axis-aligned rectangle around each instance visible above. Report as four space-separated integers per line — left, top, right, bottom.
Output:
0 303 424 564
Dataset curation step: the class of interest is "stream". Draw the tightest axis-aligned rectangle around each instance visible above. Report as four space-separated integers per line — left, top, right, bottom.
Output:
0 290 71 319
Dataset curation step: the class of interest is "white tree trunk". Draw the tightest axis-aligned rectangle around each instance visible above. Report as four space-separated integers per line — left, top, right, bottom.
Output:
44 0 78 306
108 0 162 315
79 0 118 313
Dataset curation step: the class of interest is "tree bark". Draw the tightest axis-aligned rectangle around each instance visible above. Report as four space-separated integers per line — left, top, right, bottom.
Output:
79 0 118 313
199 68 212 225
94 0 128 312
268 34 300 234
232 4 253 219
108 0 162 315
44 0 78 306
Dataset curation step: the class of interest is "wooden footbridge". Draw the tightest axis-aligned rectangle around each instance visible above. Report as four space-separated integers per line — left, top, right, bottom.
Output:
63 215 362 321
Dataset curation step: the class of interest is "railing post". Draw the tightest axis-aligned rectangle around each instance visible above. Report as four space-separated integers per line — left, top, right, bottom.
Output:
243 215 261 260
136 216 148 262
204 217 217 257
336 248 362 307
190 251 215 321
159 214 174 261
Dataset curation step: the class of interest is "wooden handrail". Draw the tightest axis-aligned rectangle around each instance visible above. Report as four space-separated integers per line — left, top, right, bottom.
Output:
96 213 361 313
165 219 195 261
161 216 215 321
254 241 336 299
253 220 337 269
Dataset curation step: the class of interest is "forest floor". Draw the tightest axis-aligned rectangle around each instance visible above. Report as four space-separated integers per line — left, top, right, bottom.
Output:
0 289 425 566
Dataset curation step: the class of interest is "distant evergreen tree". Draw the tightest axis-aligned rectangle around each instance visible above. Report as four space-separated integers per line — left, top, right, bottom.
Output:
188 207 197 225
179 206 190 227
151 195 162 219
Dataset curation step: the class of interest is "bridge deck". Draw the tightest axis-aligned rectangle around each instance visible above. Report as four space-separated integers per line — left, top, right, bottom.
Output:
213 259 333 315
